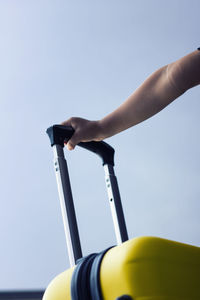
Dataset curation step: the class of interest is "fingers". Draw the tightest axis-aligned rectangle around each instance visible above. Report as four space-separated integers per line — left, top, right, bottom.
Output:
60 117 102 151
61 117 83 150
66 133 79 150
66 140 75 150
60 119 73 127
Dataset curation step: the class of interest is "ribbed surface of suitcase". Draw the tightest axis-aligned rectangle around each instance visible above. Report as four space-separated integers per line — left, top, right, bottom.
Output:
43 236 200 300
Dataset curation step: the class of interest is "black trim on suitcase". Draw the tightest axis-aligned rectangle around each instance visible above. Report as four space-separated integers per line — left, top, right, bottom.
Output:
71 253 97 300
71 248 112 300
89 248 112 300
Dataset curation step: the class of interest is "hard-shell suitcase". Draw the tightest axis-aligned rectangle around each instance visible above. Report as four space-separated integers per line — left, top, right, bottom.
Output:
43 125 200 300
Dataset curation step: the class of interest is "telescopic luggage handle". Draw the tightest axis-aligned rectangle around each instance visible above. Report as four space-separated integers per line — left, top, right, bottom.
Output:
46 125 115 166
46 125 128 267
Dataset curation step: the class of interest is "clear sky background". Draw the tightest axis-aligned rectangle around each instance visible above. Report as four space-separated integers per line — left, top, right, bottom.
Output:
0 0 199 290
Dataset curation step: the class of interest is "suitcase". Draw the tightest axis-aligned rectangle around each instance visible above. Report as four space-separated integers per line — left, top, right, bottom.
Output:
43 125 200 300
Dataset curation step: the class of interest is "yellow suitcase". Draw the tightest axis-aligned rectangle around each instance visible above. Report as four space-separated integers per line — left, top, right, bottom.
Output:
43 236 200 300
44 125 200 300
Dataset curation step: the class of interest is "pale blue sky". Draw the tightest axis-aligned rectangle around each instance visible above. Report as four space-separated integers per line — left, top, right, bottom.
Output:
0 0 199 290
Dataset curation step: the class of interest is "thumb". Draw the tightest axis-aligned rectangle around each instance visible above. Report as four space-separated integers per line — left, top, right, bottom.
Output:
65 132 80 150
61 118 77 150
66 139 76 151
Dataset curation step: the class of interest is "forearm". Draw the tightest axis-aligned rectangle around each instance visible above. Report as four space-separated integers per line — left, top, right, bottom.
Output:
100 50 200 138
62 49 200 150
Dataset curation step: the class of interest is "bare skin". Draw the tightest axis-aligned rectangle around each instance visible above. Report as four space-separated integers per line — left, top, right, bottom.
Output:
61 49 200 150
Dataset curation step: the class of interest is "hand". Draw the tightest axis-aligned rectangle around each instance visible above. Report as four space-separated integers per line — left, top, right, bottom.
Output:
61 117 103 150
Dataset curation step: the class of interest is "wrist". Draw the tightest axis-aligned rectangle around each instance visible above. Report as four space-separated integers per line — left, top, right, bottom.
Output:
97 118 116 140
94 120 106 140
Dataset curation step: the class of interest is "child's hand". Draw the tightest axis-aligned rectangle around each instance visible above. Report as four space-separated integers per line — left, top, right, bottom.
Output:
61 117 103 150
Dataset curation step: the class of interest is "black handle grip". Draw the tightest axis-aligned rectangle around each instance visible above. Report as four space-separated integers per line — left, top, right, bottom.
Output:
46 125 115 166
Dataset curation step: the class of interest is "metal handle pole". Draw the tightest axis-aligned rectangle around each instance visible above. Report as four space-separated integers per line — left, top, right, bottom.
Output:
53 145 82 267
104 164 128 245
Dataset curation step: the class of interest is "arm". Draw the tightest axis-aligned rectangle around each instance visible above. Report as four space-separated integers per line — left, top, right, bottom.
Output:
62 49 200 150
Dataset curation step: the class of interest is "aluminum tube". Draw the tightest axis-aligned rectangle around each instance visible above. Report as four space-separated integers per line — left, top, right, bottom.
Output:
104 164 128 244
53 145 82 267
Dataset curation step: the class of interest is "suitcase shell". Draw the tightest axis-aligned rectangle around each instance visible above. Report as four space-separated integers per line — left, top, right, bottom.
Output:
44 125 200 300
43 236 200 300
